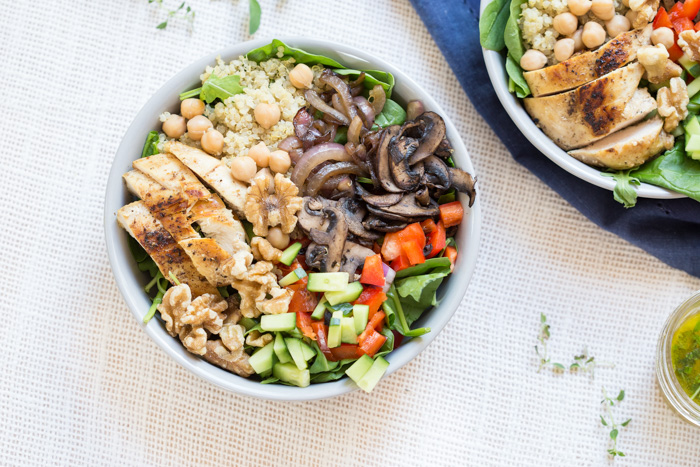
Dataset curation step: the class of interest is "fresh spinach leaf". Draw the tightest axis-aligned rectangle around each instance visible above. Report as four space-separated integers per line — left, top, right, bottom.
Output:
504 0 527 63
395 267 451 328
179 74 244 103
332 68 394 97
374 99 406 128
140 131 160 158
375 327 395 358
248 0 261 35
385 284 431 337
324 301 353 315
260 376 279 384
601 170 641 208
309 343 338 374
479 0 511 51
631 140 700 202
310 359 356 382
395 257 452 279
334 126 348 144
247 39 345 68
505 54 531 98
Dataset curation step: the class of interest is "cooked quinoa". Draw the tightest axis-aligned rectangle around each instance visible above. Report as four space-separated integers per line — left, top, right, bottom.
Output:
519 0 627 64
197 53 323 165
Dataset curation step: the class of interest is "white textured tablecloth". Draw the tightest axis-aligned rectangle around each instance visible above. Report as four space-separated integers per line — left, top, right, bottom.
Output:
3 0 700 465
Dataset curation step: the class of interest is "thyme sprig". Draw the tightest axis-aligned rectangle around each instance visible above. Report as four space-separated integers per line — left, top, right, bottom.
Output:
149 0 196 30
600 388 632 458
536 313 565 372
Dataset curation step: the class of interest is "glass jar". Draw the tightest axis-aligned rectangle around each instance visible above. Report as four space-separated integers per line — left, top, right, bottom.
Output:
656 290 700 427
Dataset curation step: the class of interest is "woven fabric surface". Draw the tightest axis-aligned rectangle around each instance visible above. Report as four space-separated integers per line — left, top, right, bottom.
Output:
1 0 699 465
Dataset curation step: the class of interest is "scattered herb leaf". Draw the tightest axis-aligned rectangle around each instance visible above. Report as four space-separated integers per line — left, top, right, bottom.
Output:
248 0 261 34
600 387 631 458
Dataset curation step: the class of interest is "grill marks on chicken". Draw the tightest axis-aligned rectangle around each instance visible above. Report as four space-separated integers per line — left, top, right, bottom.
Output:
120 149 253 294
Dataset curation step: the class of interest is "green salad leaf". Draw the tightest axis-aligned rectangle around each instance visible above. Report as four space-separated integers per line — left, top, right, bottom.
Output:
246 39 395 96
479 0 511 51
395 267 451 328
601 170 640 208
375 327 395 358
505 55 531 98
310 359 356 383
632 140 700 202
248 0 261 35
374 99 406 128
309 343 338 374
384 284 431 337
504 0 527 63
179 74 244 103
141 131 160 158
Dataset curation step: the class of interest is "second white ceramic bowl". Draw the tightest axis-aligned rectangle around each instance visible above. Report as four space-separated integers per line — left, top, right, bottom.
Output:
104 37 482 401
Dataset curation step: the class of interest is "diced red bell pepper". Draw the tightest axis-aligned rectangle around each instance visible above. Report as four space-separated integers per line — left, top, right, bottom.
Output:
398 222 426 249
668 43 685 61
402 239 425 265
359 311 386 343
358 329 386 358
329 344 365 361
654 7 673 29
360 254 385 287
296 311 316 340
287 277 318 314
390 250 411 271
669 1 686 21
353 286 387 318
673 16 694 35
439 201 464 228
380 231 402 262
312 322 335 361
684 0 700 19
444 246 457 272
425 220 446 259
421 219 437 234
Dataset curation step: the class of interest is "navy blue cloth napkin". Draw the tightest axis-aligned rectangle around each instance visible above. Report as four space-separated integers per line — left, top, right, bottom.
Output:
410 0 700 278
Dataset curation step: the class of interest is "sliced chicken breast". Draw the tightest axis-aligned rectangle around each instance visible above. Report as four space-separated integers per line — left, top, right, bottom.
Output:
133 152 210 201
178 237 238 287
117 201 218 297
524 26 652 97
188 195 249 256
523 63 656 150
164 141 248 216
568 117 674 169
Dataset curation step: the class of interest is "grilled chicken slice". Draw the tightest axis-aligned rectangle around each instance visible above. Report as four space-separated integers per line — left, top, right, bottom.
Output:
524 26 652 97
164 141 248 216
523 63 656 150
117 201 219 297
133 152 210 201
178 237 250 287
568 117 674 169
188 195 248 256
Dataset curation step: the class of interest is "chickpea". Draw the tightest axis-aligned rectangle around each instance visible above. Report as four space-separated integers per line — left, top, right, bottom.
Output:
180 98 205 119
248 142 270 167
288 63 314 89
651 27 675 49
570 28 585 51
266 226 290 250
605 15 630 38
591 0 615 20
162 114 186 139
186 115 213 141
201 129 224 155
229 156 257 183
625 9 637 26
554 38 576 62
553 13 579 36
269 150 291 174
582 21 606 48
520 49 548 71
567 0 592 16
254 102 281 129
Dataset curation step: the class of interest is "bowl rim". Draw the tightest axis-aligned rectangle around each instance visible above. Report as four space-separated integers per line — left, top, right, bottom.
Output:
104 37 482 401
478 0 685 200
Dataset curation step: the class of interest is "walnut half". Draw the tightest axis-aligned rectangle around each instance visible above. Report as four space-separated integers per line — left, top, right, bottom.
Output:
657 78 689 133
678 30 700 63
637 45 682 84
244 169 303 236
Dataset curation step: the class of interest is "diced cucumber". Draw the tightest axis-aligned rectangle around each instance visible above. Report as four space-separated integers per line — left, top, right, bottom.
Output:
691 151 700 160
325 281 363 305
307 272 349 292
248 342 275 374
278 267 306 287
357 356 390 393
284 337 308 370
311 296 328 320
327 311 343 348
260 312 297 332
273 362 310 387
353 304 370 334
273 332 292 364
648 79 670 92
341 317 358 344
279 242 302 266
345 354 374 383
239 317 257 330
300 340 316 361
680 54 700 78
685 115 700 135
688 77 700 99
687 134 700 152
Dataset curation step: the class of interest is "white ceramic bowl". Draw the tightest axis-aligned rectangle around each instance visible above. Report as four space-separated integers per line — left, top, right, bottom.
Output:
104 37 482 401
479 1 684 200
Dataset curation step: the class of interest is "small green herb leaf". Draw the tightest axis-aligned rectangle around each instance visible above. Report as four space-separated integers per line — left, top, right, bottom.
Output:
617 390 625 401
621 418 631 427
552 362 565 370
156 21 168 29
600 416 607 426
610 429 618 440
248 0 261 34
199 74 244 104
601 170 640 208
